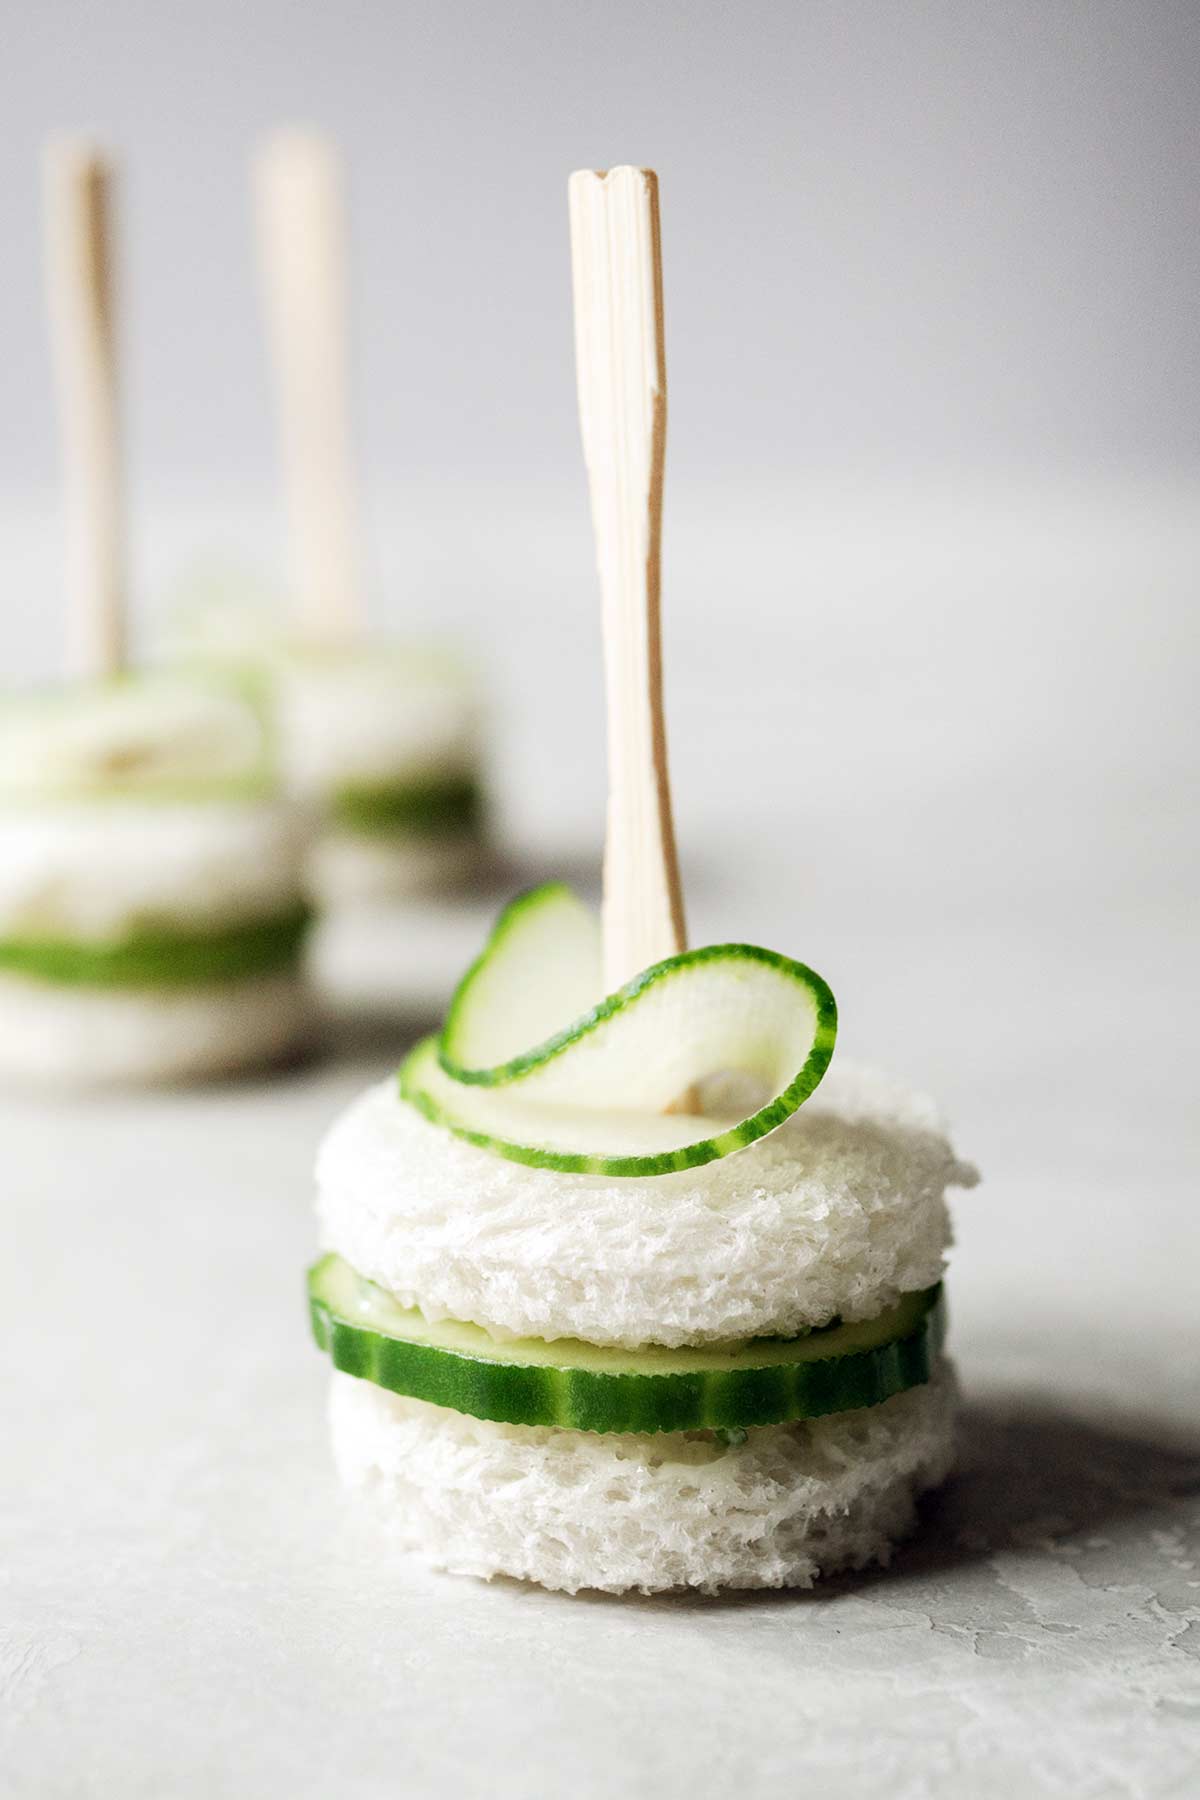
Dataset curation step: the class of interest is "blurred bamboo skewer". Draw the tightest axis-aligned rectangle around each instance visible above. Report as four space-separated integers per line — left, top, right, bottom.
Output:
44 141 125 679
568 166 688 1000
255 131 364 645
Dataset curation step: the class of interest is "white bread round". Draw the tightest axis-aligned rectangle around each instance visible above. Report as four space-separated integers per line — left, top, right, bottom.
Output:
316 1063 976 1349
277 655 480 796
329 1359 957 1595
0 674 266 797
0 802 304 939
0 968 312 1084
307 829 483 907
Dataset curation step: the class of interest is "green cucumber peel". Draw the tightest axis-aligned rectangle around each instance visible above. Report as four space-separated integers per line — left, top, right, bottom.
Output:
0 900 312 989
397 881 837 1178
309 1253 943 1435
330 772 482 840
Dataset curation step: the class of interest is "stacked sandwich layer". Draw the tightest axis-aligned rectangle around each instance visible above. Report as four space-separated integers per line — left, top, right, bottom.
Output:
0 675 311 1081
310 886 977 1593
276 647 485 905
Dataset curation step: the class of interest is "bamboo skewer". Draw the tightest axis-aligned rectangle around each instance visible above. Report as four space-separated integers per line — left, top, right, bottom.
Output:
44 142 124 680
568 166 687 998
255 131 364 645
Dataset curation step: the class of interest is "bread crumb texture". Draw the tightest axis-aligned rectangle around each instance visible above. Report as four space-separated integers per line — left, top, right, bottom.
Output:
329 1358 957 1594
317 1061 978 1348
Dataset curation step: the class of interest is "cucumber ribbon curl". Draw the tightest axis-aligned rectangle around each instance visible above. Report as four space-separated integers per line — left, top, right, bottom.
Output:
398 882 838 1178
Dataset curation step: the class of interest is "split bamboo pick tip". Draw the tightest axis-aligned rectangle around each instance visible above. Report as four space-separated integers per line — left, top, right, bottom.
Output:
254 129 364 646
43 138 125 680
567 165 687 1002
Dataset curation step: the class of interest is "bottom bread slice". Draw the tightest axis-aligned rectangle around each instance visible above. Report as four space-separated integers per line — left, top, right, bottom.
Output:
308 830 484 906
0 968 312 1084
329 1358 957 1595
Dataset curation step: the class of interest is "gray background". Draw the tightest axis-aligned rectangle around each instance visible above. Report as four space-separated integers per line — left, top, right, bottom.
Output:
4 6 1200 1795
2 0 1198 489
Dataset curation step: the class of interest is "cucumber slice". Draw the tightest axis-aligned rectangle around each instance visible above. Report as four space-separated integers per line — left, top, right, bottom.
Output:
0 901 311 988
441 881 602 1071
398 882 837 1177
0 670 276 804
309 1253 944 1434
330 773 482 840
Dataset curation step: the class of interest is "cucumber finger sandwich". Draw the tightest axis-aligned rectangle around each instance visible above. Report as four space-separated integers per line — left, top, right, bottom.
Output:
3 146 311 1085
307 169 978 1593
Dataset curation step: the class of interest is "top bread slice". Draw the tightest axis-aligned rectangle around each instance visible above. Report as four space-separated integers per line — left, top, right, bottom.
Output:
316 1059 977 1351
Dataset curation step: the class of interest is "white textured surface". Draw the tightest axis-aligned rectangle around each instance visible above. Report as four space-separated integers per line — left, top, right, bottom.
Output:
277 653 480 794
0 967 312 1084
0 674 267 795
307 828 485 907
317 1064 973 1345
330 1361 958 1594
2 475 1198 1796
0 801 304 937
